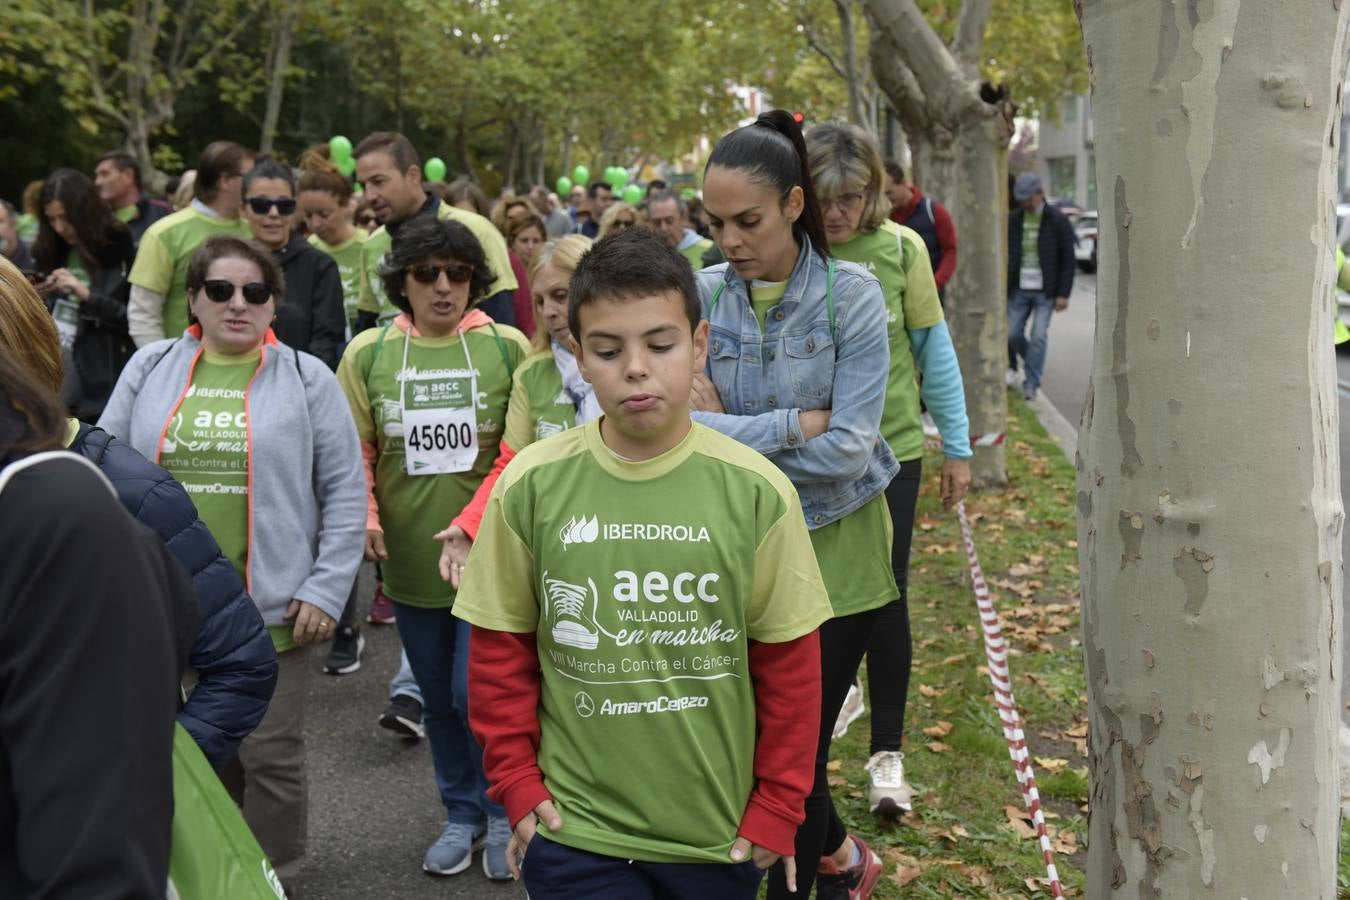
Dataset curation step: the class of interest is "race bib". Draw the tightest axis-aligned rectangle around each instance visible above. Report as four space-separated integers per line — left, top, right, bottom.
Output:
403 404 478 475
51 296 79 349
1019 267 1043 291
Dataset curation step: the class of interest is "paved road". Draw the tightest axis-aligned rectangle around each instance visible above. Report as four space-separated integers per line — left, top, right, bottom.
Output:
291 565 525 900
1036 272 1350 713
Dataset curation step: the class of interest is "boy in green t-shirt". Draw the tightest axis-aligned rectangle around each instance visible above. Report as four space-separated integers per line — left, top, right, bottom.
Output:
453 228 831 897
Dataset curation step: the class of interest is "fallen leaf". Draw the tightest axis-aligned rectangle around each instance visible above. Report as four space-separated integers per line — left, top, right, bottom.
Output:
927 741 952 753
826 759 842 772
1035 756 1070 773
939 654 967 666
917 517 941 531
918 683 946 698
923 721 955 738
891 865 923 887
827 775 847 787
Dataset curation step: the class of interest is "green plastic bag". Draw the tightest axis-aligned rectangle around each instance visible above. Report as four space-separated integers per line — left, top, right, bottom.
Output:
167 724 285 900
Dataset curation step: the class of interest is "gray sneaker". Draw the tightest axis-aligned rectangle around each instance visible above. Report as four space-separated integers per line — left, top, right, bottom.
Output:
482 816 513 881
1022 383 1038 401
422 821 485 875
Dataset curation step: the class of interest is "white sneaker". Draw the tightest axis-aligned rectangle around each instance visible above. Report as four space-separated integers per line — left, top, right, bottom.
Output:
1005 368 1020 387
865 750 914 816
832 681 865 740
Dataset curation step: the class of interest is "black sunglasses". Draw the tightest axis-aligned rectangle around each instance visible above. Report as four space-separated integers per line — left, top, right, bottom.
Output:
356 215 378 226
201 279 273 305
408 263 473 285
247 196 297 216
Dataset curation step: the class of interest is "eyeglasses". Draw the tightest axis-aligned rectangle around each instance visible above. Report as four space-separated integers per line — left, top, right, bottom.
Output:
819 190 869 214
246 196 297 216
613 219 636 229
408 263 474 285
201 279 273 304
357 215 378 226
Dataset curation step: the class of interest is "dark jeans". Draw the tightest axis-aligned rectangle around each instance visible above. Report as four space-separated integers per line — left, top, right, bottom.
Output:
765 607 883 900
393 602 503 824
867 458 923 753
522 836 764 900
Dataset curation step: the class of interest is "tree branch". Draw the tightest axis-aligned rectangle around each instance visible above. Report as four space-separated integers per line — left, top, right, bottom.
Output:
951 0 994 70
863 0 964 108
869 24 929 135
800 18 848 82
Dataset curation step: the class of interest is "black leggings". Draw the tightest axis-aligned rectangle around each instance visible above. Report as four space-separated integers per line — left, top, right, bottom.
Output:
765 606 883 900
866 459 923 754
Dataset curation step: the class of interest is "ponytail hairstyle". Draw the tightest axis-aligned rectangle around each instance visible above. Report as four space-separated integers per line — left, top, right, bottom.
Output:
297 147 353 203
705 109 829 260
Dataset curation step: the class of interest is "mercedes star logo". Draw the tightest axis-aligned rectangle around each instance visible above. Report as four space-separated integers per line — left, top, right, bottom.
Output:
574 691 595 718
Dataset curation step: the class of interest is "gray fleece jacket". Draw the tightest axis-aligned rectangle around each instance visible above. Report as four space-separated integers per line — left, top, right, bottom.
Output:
99 329 365 626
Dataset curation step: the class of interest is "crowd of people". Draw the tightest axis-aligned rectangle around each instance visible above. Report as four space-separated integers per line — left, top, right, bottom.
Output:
0 109 1103 899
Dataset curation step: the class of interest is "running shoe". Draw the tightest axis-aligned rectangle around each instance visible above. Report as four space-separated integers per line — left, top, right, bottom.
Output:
378 694 425 739
482 815 513 881
423 821 485 875
322 627 364 675
816 834 883 899
832 680 865 740
367 581 396 625
1005 367 1020 387
865 750 915 815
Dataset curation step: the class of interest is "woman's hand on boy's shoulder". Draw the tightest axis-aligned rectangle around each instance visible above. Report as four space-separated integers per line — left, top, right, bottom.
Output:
730 836 795 890
508 798 564 880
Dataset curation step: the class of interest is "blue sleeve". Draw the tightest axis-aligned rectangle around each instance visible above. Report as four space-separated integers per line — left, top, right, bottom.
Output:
691 408 806 456
133 476 278 766
909 321 972 459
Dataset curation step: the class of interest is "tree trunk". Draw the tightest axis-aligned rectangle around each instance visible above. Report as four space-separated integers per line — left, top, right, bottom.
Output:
259 0 299 155
1075 1 1344 896
866 0 1011 487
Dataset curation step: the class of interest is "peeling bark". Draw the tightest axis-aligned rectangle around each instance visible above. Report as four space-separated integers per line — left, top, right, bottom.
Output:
1077 0 1344 895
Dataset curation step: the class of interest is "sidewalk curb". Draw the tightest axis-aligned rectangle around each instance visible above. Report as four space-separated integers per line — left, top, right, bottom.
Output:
1024 392 1078 462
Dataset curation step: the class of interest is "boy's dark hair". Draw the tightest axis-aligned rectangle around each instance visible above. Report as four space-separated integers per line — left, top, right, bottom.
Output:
194 141 254 203
568 228 699 340
586 180 613 200
376 214 494 317
354 131 420 172
97 150 142 191
241 156 296 198
884 160 906 183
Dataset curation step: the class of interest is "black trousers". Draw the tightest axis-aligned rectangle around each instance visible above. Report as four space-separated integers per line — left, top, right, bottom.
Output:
867 458 923 753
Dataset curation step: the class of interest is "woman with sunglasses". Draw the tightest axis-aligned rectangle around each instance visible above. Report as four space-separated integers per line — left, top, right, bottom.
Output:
355 199 380 234
99 234 366 893
806 123 971 820
30 168 136 421
242 156 346 369
299 150 368 341
595 200 640 241
336 214 529 881
691 110 896 899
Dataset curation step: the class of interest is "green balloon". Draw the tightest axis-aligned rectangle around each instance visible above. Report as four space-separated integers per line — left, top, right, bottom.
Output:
572 165 590 186
329 135 353 162
424 157 447 182
337 155 356 177
556 176 573 195
681 188 697 200
606 167 628 189
622 183 642 205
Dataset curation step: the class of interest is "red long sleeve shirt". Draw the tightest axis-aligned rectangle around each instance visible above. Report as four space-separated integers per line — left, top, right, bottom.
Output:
891 185 959 290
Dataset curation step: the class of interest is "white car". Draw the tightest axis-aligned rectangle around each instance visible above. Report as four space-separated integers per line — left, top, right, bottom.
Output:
1073 211 1097 273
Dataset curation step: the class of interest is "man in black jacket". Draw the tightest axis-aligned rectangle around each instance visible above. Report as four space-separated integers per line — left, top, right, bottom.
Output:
93 151 169 247
1007 172 1076 401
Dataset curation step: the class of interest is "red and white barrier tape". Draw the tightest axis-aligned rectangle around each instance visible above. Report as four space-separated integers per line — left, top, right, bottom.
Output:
956 501 1065 898
971 432 1006 447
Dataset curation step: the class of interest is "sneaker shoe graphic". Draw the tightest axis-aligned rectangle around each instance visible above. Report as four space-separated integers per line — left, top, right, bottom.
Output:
865 750 914 816
543 572 601 650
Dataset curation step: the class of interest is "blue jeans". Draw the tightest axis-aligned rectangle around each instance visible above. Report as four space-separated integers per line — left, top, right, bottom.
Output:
388 649 422 705
1007 289 1055 390
522 836 764 899
392 603 503 825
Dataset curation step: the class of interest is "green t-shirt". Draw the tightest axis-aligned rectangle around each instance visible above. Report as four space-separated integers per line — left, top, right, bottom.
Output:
503 350 577 450
337 318 530 607
129 207 252 339
830 222 944 460
454 419 831 864
1019 208 1043 290
115 205 138 223
309 231 368 331
157 349 257 591
680 238 712 269
748 280 787 332
809 491 896 617
357 201 519 322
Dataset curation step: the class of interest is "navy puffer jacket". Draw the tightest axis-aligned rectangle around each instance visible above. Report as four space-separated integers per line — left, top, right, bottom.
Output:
73 424 278 765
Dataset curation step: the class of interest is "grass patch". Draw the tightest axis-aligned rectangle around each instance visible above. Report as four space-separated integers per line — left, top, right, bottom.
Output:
825 394 1089 897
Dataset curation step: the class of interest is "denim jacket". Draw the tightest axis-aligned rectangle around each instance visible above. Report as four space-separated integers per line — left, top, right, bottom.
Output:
693 239 898 529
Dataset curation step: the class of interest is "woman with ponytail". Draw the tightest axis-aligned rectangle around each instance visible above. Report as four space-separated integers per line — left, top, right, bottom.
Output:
299 149 368 339
692 109 893 899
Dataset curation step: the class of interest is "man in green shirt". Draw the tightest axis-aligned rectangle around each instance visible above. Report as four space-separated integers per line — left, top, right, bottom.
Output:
352 131 518 331
93 150 167 247
127 142 254 347
456 228 831 897
648 190 714 270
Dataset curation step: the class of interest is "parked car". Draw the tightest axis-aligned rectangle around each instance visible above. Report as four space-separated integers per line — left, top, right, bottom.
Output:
1073 211 1097 273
